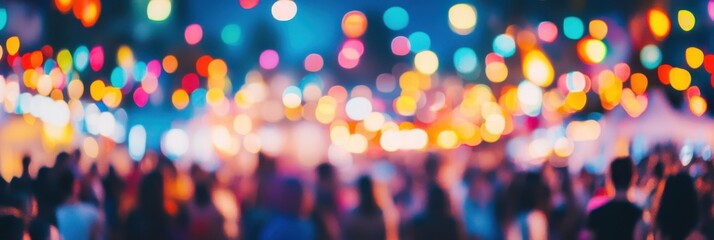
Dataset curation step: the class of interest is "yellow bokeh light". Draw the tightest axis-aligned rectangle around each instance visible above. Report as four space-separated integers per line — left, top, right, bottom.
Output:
578 39 607 64
565 91 587 110
685 47 704 69
669 67 691 91
394 95 417 116
330 122 350 146
89 80 106 101
437 130 459 149
648 9 671 39
485 62 508 83
484 114 505 135
414 51 439 75
208 59 228 79
172 89 190 110
316 96 337 124
677 10 695 32
523 50 554 87
589 19 608 39
206 88 225 106
448 4 477 35
117 45 135 69
690 95 707 117
102 87 123 108
6 36 19 56
553 138 574 157
480 124 501 143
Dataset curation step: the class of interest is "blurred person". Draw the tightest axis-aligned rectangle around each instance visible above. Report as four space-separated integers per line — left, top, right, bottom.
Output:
311 163 342 240
696 172 714 239
102 165 125 240
79 163 104 207
343 175 387 240
126 170 172 240
655 172 700 240
31 166 58 237
243 152 278 240
392 165 417 238
260 178 314 240
0 194 25 240
408 185 462 240
588 157 642 240
503 172 550 240
424 154 442 186
462 170 499 240
188 179 226 240
543 165 585 240
55 170 102 240
9 155 33 196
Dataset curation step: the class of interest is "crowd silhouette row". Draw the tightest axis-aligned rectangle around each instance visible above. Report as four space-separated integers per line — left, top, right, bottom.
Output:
0 144 712 240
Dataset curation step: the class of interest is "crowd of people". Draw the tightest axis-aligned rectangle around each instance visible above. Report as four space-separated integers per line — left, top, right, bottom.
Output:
0 144 712 240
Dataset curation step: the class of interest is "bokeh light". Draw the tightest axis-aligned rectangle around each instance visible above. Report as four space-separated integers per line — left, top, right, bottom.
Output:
537 21 558 43
678 10 695 32
685 47 703 69
272 0 298 21
563 16 584 40
669 67 691 91
640 44 662 70
448 4 477 35
147 0 172 21
240 0 259 9
408 32 430 53
383 6 409 31
6 36 19 56
577 38 607 64
185 24 203 45
588 19 608 39
453 47 478 74
345 97 372 120
259 49 279 70
391 36 410 56
304 53 324 72
342 11 368 38
648 8 671 39
493 34 516 58
523 50 554 87
221 24 242 46
414 50 439 75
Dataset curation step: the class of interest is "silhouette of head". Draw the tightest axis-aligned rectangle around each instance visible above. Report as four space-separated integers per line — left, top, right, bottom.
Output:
21 156 30 171
278 178 304 217
356 175 379 215
424 154 440 182
316 163 335 182
55 152 71 169
610 157 634 191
